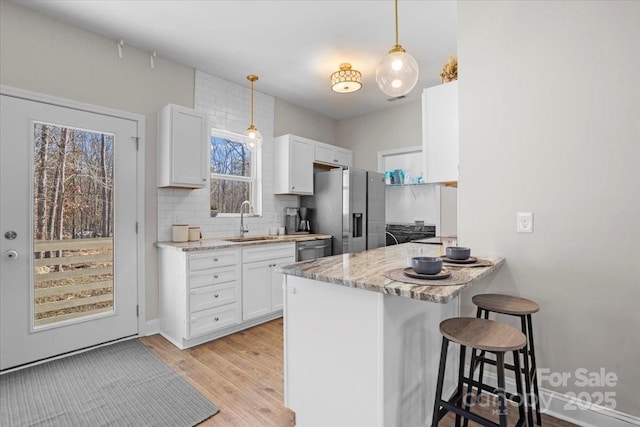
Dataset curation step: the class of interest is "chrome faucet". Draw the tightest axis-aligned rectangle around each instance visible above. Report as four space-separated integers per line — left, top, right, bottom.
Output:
240 200 251 237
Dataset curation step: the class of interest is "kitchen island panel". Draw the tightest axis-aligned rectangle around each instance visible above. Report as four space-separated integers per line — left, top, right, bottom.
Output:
284 274 459 427
284 275 382 427
382 291 458 427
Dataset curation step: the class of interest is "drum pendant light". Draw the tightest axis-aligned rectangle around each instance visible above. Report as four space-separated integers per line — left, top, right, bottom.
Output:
330 63 362 93
375 0 419 97
246 75 261 141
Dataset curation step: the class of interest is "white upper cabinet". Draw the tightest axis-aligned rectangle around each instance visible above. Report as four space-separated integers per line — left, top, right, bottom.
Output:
157 104 208 188
422 81 458 183
274 134 315 195
314 141 353 167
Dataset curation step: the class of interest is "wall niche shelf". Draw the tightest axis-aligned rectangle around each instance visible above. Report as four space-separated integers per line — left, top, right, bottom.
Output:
385 183 429 188
385 182 431 199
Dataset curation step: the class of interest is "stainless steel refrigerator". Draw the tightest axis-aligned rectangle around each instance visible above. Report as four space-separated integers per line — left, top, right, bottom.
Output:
301 168 386 255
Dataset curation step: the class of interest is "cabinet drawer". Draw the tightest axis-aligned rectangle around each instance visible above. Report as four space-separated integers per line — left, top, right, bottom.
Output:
189 303 240 337
190 281 238 312
243 243 295 263
189 265 239 289
189 249 239 270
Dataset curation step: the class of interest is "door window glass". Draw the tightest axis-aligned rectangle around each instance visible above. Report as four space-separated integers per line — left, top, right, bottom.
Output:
33 122 114 327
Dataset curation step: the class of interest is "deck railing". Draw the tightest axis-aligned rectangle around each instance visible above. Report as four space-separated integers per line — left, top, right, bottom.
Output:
34 238 113 326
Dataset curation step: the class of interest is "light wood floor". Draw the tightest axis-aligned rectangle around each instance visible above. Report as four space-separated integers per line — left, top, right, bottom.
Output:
140 319 577 427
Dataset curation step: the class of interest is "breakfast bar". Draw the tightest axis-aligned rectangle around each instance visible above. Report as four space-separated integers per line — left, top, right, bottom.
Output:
279 243 504 427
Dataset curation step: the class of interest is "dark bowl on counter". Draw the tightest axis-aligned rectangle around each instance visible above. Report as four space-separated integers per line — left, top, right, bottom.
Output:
446 246 471 260
411 256 443 275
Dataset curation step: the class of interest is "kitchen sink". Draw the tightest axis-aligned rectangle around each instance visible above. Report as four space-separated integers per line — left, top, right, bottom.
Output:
223 236 280 242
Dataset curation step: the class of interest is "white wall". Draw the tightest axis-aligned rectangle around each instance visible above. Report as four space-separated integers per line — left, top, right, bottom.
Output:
337 100 422 170
458 0 640 417
0 1 194 321
275 99 337 144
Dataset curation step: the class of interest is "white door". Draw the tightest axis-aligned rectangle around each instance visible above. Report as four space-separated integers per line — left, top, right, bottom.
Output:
0 94 139 370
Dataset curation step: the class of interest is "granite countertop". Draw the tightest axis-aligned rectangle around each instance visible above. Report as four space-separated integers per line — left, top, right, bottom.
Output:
156 233 333 252
278 243 504 304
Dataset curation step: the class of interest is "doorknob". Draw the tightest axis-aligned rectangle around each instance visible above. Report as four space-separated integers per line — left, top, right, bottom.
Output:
5 250 18 260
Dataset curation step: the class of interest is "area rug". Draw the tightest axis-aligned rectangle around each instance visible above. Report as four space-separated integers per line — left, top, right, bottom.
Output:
0 339 219 427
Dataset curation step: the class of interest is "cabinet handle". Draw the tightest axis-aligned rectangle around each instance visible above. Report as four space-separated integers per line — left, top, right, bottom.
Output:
214 274 219 278
214 294 219 298
333 159 338 163
213 257 219 262
214 317 219 321
291 186 295 190
202 178 206 181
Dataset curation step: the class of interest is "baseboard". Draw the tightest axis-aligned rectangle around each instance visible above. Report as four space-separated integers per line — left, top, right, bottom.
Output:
144 319 160 336
467 364 640 427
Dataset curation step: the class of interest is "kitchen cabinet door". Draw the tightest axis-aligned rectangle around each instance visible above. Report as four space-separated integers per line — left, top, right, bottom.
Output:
422 81 458 183
242 244 295 319
314 141 352 167
157 104 208 188
274 134 314 195
271 256 295 311
242 260 272 320
333 147 353 167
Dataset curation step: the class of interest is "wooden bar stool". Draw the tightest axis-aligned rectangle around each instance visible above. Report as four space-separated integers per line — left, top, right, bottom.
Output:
470 294 541 427
432 317 526 427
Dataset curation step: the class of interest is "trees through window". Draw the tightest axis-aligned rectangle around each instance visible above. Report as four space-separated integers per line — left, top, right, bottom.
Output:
210 130 260 214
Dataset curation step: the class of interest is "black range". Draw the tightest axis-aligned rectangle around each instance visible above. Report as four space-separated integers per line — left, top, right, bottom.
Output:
385 223 436 245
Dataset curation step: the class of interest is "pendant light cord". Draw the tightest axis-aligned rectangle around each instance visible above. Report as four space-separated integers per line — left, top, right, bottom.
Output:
394 0 399 47
250 79 254 127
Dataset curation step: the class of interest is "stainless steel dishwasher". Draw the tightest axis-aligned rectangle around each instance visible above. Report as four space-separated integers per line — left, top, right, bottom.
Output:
296 238 332 261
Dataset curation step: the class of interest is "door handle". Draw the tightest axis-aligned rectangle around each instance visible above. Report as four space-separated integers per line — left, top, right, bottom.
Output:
5 250 18 260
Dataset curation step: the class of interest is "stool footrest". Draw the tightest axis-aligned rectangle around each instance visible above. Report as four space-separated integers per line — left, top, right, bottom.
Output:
463 377 523 405
474 354 526 375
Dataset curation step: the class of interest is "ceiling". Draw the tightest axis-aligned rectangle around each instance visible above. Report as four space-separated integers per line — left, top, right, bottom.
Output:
16 0 457 121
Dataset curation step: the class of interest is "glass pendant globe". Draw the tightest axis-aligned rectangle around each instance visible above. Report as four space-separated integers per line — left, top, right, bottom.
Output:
246 125 261 143
375 50 419 97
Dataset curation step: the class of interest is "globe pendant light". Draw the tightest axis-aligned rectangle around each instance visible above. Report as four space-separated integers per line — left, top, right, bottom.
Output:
246 75 261 141
375 0 419 97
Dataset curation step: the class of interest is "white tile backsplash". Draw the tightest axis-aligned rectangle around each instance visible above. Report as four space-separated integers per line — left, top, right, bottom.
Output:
157 70 298 242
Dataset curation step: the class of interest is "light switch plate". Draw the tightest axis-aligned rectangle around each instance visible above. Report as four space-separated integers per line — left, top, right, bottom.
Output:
517 212 533 233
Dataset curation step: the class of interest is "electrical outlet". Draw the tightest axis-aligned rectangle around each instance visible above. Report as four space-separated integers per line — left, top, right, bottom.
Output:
517 212 533 233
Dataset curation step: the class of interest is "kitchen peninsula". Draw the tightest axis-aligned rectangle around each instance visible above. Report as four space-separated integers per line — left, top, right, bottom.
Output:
279 243 504 427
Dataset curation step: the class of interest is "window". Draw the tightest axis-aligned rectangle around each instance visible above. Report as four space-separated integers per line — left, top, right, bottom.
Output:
210 129 261 215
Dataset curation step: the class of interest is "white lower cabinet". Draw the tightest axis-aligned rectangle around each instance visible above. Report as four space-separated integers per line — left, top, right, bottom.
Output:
242 244 295 321
158 242 295 349
159 247 241 349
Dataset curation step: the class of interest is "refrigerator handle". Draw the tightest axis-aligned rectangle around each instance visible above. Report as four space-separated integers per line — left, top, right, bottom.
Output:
352 213 363 238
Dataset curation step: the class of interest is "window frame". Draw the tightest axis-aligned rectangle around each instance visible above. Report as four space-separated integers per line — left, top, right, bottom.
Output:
209 128 262 217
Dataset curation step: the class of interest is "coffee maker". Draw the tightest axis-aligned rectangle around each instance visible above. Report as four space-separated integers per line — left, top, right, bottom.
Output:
284 207 312 234
299 207 311 232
